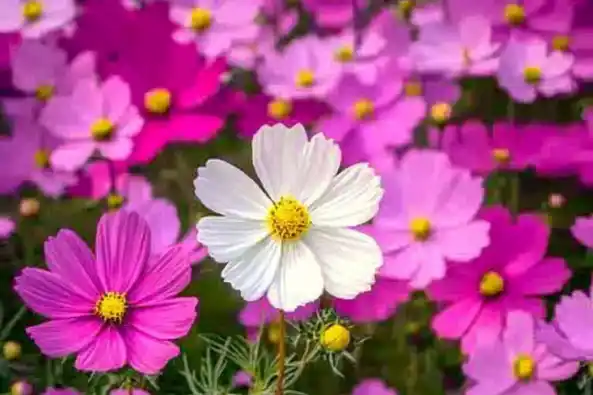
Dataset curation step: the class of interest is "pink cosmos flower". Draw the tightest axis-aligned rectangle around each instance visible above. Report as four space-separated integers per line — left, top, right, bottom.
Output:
15 210 198 374
537 289 593 361
464 311 578 395
111 390 150 395
372 10 413 71
566 2 593 80
570 215 593 248
40 76 144 171
258 36 339 99
428 206 570 354
42 389 80 395
534 124 587 178
0 33 19 69
373 149 490 289
497 37 575 103
300 0 364 30
410 16 500 77
234 92 329 139
0 217 15 239
352 379 398 395
440 121 544 175
169 0 264 59
316 69 425 172
0 0 76 38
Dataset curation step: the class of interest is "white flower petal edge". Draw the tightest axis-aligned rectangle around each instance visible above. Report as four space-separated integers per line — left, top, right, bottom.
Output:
309 163 383 228
304 227 382 299
197 217 268 263
194 159 272 220
267 241 324 312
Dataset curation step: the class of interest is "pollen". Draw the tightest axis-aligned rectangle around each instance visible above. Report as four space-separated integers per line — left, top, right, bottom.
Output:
320 324 350 352
189 7 212 32
523 66 542 85
334 45 354 63
22 1 43 22
267 98 293 120
430 102 452 124
3 341 21 361
479 271 505 297
107 193 125 210
265 196 311 242
144 88 172 114
410 217 431 241
504 4 526 26
34 149 50 169
95 292 127 323
352 98 374 120
397 0 415 18
552 35 570 52
35 84 54 102
404 81 423 97
513 354 536 380
295 69 315 88
90 118 115 141
492 148 511 165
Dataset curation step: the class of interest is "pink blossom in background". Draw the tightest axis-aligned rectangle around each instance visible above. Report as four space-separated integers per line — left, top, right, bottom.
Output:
42 389 80 395
372 10 413 71
169 0 264 59
410 2 445 27
352 379 398 395
232 371 253 388
258 36 339 99
567 1 593 80
15 210 198 374
0 217 15 239
410 16 500 77
534 123 587 178
497 37 575 103
428 206 570 354
464 311 578 395
373 149 490 289
0 33 19 70
570 216 593 248
0 0 76 38
110 390 150 395
538 289 593 361
235 92 329 139
40 76 144 171
300 0 363 30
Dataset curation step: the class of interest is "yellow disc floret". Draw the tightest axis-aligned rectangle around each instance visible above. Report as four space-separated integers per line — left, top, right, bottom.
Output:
523 66 542 85
353 98 374 120
513 354 536 380
3 341 21 361
34 149 50 169
189 7 212 31
144 88 172 114
320 324 350 352
504 4 526 26
95 292 127 323
295 69 315 88
22 1 43 22
265 196 311 242
492 148 511 165
410 217 431 241
91 118 115 141
35 84 54 102
267 98 293 120
479 271 505 297
334 45 354 63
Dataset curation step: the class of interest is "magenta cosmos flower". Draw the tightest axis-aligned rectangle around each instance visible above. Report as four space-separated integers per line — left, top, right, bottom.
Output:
300 0 364 30
410 15 500 77
169 0 263 59
352 379 398 395
464 311 578 395
0 0 76 38
14 210 198 374
258 36 340 99
538 289 593 361
40 76 144 171
571 215 593 248
428 206 570 354
373 149 490 289
497 37 574 103
0 217 15 239
42 389 80 395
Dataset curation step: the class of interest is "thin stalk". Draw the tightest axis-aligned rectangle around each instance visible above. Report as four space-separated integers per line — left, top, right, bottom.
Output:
275 310 286 395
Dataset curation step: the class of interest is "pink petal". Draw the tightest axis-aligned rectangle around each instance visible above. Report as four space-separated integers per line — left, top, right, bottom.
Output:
26 317 102 357
0 0 22 32
432 299 482 339
503 311 535 355
121 328 179 374
98 138 134 160
101 76 131 122
537 353 580 381
432 220 490 262
95 211 150 293
511 381 556 395
75 326 127 372
463 341 515 394
507 258 570 296
462 307 504 353
555 291 593 351
571 216 593 248
128 297 197 340
125 198 180 255
50 142 95 172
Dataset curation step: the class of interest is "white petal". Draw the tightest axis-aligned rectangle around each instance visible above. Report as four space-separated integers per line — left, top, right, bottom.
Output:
309 163 383 227
222 237 282 302
295 133 341 206
304 227 381 299
197 216 268 263
252 123 308 201
194 159 272 219
267 241 324 312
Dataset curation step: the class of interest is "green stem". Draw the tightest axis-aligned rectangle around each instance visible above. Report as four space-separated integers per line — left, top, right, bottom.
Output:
509 173 520 218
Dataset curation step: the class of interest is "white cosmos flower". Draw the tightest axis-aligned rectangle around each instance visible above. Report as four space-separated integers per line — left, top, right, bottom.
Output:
194 123 384 312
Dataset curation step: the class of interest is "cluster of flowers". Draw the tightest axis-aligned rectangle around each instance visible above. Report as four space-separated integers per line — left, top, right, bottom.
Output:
1 0 593 394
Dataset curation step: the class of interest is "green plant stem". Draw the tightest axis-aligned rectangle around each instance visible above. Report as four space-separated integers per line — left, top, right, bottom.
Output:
509 173 520 218
275 310 286 395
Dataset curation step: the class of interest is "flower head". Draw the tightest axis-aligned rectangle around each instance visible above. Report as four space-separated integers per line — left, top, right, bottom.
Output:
42 389 80 395
300 0 364 30
352 379 398 395
0 0 75 38
571 215 593 248
195 123 383 311
15 210 198 374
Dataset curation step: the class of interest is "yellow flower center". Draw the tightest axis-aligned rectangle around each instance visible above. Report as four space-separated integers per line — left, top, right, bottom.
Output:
189 7 212 31
34 149 50 169
587 362 593 377
352 98 374 120
267 321 282 344
492 148 511 165
430 102 452 124
523 66 542 85
479 271 505 297
22 0 43 22
2 341 21 361
504 4 526 26
552 35 570 52
295 69 315 88
107 193 125 210
90 118 115 141
334 45 354 63
267 98 293 120
320 324 350 352
144 88 172 114
265 196 311 242
35 84 54 102
95 292 127 323
397 0 415 18
404 81 423 97
513 354 536 380
410 217 431 241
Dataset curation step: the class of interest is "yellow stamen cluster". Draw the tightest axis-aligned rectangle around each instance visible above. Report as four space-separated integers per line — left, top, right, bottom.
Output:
352 98 374 120
144 88 172 114
397 0 415 19
513 354 536 380
320 324 350 352
404 81 423 97
34 149 50 169
492 148 511 165
334 45 354 63
95 292 127 323
189 7 212 31
410 217 431 241
107 193 125 210
523 66 542 85
504 4 526 26
430 102 452 124
3 341 21 361
35 84 54 102
552 35 570 52
295 69 315 88
90 118 115 141
479 271 505 297
267 98 293 120
265 196 311 241
22 1 43 22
